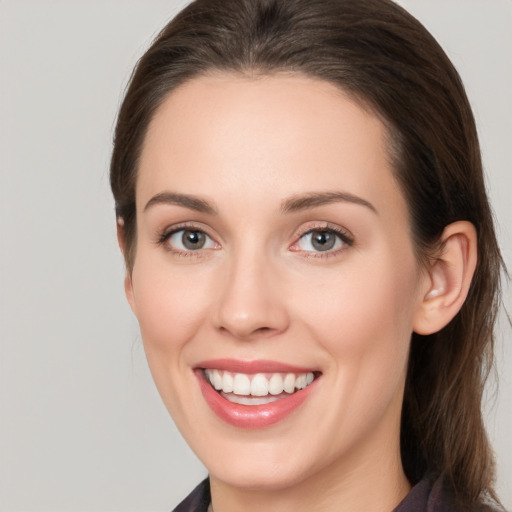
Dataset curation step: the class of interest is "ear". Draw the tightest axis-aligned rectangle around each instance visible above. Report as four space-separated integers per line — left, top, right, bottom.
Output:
117 218 137 314
116 216 128 254
413 221 477 335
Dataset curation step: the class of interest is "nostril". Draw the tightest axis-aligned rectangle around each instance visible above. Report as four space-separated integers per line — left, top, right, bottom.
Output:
255 326 271 334
250 326 283 338
218 324 282 340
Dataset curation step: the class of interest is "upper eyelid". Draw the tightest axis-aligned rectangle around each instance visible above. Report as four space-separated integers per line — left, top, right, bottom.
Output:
293 222 354 241
160 221 215 237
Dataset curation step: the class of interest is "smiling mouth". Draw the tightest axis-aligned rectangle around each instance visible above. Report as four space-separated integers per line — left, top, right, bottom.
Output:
204 369 316 405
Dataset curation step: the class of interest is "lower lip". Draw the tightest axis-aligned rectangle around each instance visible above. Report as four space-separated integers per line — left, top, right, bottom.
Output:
196 370 317 429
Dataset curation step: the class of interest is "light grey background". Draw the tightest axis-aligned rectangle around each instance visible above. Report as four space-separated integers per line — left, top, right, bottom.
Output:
0 1 510 510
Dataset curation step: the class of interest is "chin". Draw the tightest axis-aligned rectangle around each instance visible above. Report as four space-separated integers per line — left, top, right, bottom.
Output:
187 429 330 492
207 456 312 491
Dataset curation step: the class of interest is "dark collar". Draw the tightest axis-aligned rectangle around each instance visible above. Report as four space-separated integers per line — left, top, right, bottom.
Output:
172 478 210 512
172 475 502 512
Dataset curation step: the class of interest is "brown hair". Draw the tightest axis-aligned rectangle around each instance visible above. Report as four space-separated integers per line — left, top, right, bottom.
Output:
110 0 504 506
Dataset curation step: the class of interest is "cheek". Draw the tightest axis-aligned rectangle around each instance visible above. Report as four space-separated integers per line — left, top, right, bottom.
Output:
298 252 419 384
129 258 216 423
130 258 212 358
305 258 419 442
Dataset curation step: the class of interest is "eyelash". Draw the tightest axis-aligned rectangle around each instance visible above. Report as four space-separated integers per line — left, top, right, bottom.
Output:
156 222 354 259
156 223 219 258
290 223 354 259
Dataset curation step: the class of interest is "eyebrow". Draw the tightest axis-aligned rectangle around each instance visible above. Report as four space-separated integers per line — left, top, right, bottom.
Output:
281 191 378 214
143 190 377 216
144 192 217 214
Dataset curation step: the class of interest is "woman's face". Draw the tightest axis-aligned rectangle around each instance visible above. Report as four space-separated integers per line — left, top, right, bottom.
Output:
127 74 428 490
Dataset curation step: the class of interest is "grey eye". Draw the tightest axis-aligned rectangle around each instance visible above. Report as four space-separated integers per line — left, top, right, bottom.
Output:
310 231 336 251
182 230 206 250
167 229 216 251
297 230 344 252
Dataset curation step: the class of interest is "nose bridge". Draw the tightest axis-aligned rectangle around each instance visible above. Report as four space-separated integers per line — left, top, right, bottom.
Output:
214 243 289 339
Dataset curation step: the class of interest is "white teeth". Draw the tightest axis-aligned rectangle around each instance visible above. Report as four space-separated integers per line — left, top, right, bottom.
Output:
296 374 307 390
205 369 316 398
268 374 284 395
225 394 281 405
233 373 251 395
284 373 296 394
222 372 234 393
211 369 222 390
250 374 269 396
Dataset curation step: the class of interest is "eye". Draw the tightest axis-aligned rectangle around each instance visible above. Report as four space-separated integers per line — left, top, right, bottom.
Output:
165 229 218 252
291 227 353 254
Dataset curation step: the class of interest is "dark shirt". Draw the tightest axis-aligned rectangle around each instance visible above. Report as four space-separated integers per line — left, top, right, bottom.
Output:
172 479 210 512
172 477 502 512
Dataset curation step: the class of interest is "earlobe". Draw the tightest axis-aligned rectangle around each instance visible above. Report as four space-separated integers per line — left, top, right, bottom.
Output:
413 221 477 335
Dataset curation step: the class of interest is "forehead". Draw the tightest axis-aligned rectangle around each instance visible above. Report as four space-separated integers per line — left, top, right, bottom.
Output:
137 73 404 218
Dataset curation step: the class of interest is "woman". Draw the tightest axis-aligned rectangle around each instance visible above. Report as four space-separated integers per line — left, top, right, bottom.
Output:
110 0 506 510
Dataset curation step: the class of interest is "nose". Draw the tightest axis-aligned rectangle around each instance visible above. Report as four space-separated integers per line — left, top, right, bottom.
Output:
213 253 290 340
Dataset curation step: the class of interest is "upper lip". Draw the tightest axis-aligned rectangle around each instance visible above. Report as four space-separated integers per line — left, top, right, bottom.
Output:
195 358 318 374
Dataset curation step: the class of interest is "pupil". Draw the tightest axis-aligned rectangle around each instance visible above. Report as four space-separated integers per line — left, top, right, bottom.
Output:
312 231 335 251
182 230 205 250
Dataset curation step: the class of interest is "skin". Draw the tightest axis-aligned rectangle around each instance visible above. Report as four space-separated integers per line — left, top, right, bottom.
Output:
123 74 471 512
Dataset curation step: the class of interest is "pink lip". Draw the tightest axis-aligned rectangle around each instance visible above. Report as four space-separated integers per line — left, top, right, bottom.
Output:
194 360 319 429
195 358 316 374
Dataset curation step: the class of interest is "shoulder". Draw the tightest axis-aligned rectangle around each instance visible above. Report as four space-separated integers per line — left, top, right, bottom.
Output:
171 479 210 512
